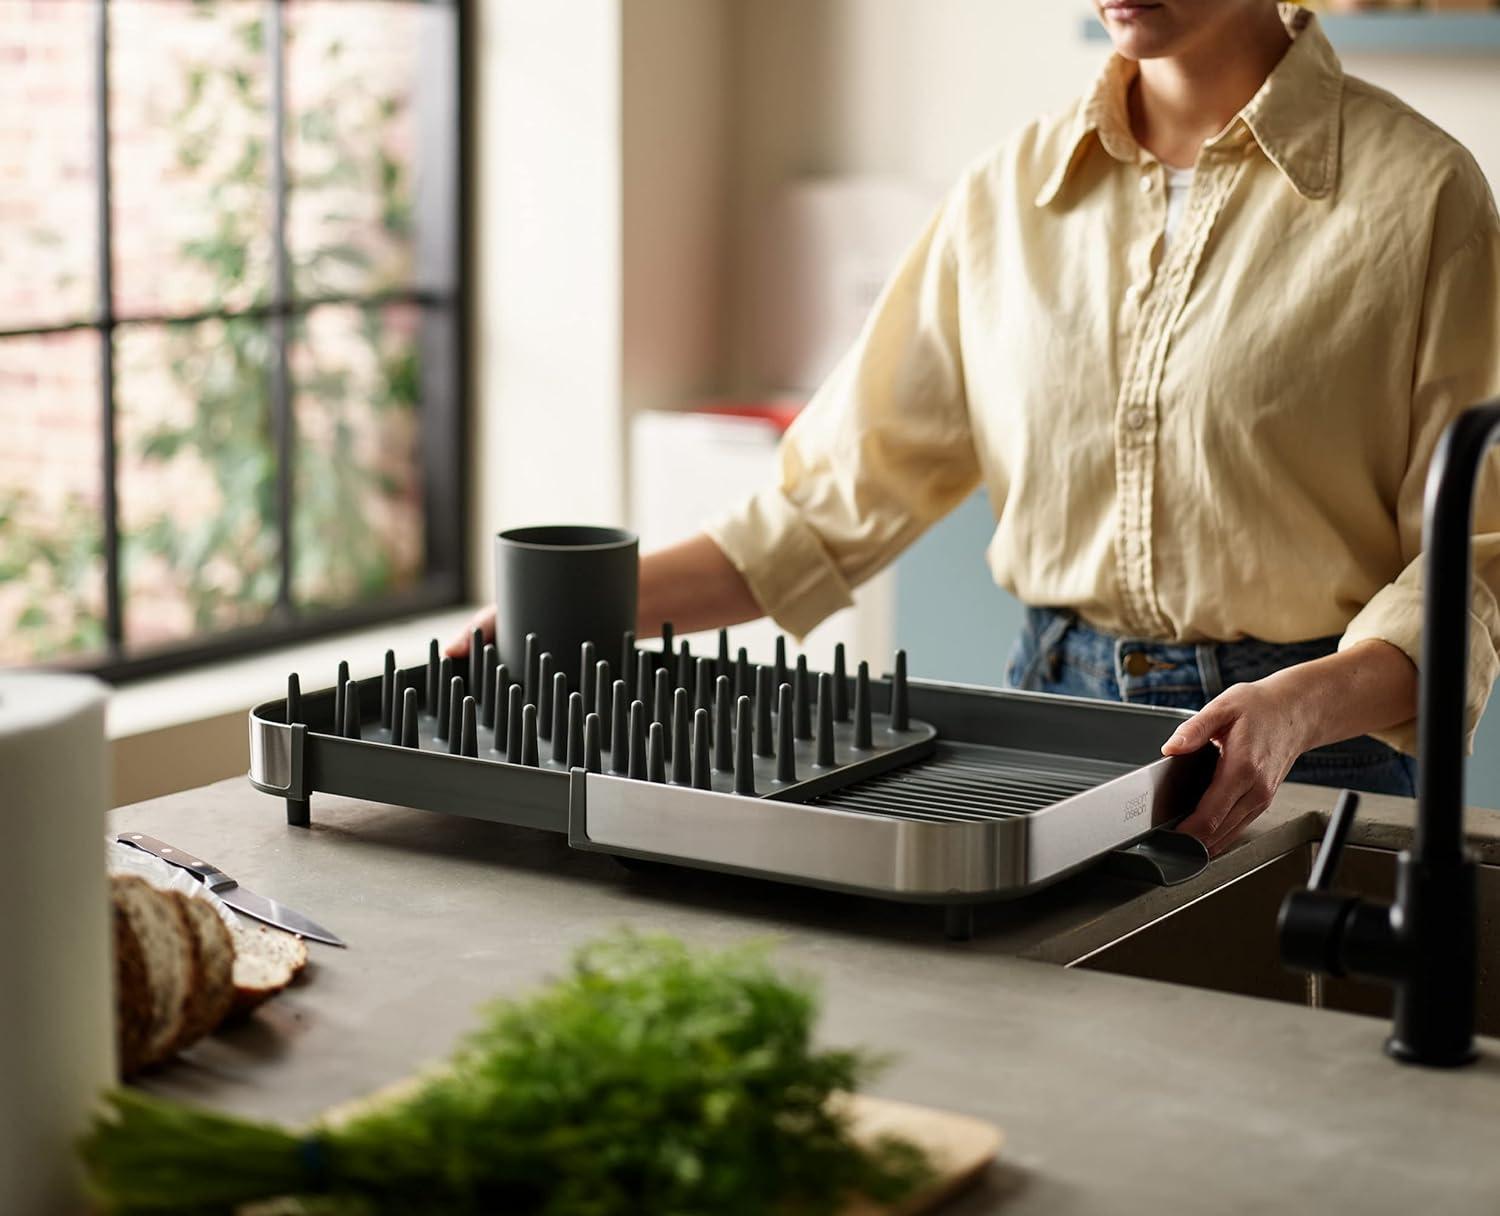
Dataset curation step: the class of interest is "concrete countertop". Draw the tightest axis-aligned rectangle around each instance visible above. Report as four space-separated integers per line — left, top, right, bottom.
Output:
114 777 1500 1213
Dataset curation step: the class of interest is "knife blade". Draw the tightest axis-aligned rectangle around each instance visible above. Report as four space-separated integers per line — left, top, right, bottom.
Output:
116 832 346 948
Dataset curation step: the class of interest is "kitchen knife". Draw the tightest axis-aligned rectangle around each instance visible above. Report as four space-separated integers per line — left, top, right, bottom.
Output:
115 832 346 947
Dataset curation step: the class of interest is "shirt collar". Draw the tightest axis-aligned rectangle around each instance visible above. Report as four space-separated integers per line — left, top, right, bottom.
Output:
1035 4 1344 207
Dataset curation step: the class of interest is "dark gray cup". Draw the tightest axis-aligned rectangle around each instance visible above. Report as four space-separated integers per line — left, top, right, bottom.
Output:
493 524 639 687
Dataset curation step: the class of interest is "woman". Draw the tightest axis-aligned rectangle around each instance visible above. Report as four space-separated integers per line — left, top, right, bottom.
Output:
457 1 1500 854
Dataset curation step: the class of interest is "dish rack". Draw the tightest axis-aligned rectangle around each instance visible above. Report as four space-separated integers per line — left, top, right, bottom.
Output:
248 628 1217 938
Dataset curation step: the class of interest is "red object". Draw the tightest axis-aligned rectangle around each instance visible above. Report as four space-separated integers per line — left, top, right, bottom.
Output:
693 399 806 436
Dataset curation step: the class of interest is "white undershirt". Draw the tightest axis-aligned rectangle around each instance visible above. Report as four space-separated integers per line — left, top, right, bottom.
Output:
1163 165 1195 251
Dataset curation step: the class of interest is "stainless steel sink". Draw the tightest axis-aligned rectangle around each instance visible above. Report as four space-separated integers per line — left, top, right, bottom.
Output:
1069 845 1500 1035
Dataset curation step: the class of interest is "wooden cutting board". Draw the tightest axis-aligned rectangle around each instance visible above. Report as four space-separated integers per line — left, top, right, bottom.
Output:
836 1093 1003 1215
321 1083 1001 1215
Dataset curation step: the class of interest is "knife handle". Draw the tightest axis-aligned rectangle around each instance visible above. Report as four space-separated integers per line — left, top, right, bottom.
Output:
116 833 237 893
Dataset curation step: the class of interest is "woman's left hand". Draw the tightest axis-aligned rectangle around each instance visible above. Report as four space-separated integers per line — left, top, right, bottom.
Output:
1160 680 1311 855
1160 640 1419 857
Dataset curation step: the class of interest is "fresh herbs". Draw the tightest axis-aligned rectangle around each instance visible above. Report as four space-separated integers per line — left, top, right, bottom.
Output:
81 934 931 1214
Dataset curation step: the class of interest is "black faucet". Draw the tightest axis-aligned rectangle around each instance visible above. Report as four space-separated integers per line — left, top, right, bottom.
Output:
1278 401 1500 1067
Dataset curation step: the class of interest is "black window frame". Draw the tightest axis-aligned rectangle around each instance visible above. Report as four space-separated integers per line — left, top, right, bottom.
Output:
2 0 470 683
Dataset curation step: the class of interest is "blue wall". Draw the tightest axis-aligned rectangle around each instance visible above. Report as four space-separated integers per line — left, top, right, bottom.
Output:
893 493 1500 810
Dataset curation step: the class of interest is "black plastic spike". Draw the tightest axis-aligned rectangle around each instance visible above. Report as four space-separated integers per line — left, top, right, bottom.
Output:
460 696 478 757
493 664 511 745
343 679 361 740
551 672 569 762
735 647 751 702
833 643 849 721
717 628 730 681
543 656 561 740
714 676 733 772
610 680 629 773
447 677 465 754
436 656 455 738
580 641 596 713
483 644 499 715
381 649 395 729
815 672 835 767
661 621 674 661
584 712 603 773
695 656 713 714
595 660 613 742
648 722 667 783
621 630 637 699
565 692 584 768
426 639 439 713
482 656 499 730
468 628 484 700
776 683 796 783
389 671 405 744
401 688 419 747
793 655 812 740
773 636 788 692
506 684 524 761
891 649 909 732
334 659 350 736
523 632 539 707
692 709 711 789
676 640 692 692
653 667 673 760
628 700 647 780
734 696 755 795
521 704 539 766
636 651 654 719
537 652 555 738
672 689 691 785
286 672 302 726
854 660 873 750
755 665 775 758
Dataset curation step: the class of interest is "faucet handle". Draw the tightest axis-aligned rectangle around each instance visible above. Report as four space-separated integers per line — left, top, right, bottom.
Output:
1309 790 1360 891
1278 789 1361 977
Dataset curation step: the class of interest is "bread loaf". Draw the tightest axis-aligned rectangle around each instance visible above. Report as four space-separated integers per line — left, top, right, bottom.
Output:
110 875 196 1076
173 893 237 1049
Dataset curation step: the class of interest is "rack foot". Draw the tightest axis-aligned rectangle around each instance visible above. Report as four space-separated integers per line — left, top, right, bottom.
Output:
944 905 974 942
286 797 311 828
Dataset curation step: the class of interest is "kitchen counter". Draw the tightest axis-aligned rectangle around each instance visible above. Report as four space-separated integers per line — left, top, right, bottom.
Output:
114 777 1500 1214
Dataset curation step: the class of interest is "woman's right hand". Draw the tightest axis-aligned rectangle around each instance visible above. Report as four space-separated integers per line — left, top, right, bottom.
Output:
445 604 496 659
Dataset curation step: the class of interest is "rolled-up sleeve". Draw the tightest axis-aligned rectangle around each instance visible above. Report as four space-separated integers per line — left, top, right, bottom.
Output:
705 189 981 639
1339 210 1500 755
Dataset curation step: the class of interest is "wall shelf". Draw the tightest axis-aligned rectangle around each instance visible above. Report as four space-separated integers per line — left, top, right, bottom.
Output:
1079 12 1500 54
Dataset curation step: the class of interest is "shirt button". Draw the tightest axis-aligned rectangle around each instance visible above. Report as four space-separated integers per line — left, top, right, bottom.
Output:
1139 174 1153 193
1125 408 1148 431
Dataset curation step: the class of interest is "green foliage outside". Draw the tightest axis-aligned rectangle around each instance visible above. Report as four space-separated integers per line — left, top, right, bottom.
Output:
2 4 422 662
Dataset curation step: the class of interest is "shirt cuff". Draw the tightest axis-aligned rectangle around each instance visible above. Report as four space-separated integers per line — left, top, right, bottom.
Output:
1339 582 1500 757
704 487 855 640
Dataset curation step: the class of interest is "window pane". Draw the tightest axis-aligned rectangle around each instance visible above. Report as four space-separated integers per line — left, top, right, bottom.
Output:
110 0 272 319
0 331 106 664
286 0 457 299
292 302 425 609
0 1 98 330
115 318 279 650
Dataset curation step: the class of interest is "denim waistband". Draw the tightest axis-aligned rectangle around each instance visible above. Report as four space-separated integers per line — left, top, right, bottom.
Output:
1015 606 1341 703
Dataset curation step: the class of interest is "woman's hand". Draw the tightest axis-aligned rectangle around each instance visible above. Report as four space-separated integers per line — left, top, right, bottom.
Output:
1162 640 1418 856
445 604 496 659
1160 680 1312 855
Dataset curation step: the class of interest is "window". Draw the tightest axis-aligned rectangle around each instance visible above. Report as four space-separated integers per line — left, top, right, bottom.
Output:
0 0 466 679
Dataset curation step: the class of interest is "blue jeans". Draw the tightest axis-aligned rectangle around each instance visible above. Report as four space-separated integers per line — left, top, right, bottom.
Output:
1005 607 1418 797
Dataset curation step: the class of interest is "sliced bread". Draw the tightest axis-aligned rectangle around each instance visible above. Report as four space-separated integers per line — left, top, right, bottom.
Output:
173 893 237 1049
110 875 196 1076
230 921 309 1014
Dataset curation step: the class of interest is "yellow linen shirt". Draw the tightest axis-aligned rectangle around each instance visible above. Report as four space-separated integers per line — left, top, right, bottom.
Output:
707 6 1500 755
